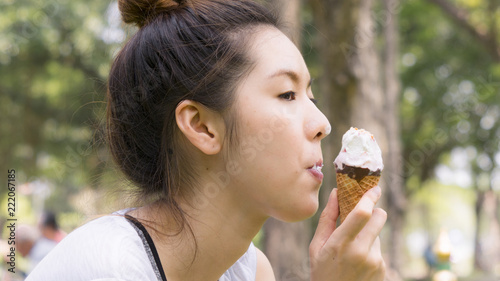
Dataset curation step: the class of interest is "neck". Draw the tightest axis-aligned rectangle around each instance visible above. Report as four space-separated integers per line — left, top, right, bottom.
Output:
130 187 267 281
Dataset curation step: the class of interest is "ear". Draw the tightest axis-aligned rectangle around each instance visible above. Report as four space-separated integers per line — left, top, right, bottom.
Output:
175 100 225 155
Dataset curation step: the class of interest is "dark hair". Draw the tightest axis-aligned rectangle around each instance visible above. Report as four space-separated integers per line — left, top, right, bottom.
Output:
41 211 58 230
107 0 279 225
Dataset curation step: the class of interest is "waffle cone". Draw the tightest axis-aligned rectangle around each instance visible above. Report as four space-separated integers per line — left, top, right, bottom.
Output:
336 172 380 223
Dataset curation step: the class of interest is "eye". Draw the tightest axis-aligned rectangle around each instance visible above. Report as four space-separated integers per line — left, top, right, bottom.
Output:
279 91 296 101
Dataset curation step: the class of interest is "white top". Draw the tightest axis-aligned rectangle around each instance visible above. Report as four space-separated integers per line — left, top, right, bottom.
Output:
26 210 257 281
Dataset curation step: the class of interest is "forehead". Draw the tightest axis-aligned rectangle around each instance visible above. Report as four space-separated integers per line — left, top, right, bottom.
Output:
245 26 308 80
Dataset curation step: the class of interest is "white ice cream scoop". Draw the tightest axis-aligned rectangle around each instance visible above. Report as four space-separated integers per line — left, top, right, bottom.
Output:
334 127 384 172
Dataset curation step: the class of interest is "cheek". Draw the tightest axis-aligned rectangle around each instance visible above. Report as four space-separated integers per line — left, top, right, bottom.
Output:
235 110 301 170
237 113 287 149
231 99 304 171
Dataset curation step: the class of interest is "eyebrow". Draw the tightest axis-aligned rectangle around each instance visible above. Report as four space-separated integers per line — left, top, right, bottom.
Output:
268 69 312 89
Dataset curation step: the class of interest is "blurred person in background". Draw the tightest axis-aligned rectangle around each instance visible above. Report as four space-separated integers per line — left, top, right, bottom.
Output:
16 224 57 274
38 211 66 243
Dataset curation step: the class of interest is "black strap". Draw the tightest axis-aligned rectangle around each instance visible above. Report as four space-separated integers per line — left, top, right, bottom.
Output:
125 215 168 281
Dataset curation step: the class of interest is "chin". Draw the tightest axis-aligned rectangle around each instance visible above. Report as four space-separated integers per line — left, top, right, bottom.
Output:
276 196 319 223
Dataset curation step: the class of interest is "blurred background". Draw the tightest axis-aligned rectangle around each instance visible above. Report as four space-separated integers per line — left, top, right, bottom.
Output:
1 0 499 280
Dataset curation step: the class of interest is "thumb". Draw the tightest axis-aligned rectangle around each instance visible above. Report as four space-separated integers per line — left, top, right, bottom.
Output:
310 188 339 254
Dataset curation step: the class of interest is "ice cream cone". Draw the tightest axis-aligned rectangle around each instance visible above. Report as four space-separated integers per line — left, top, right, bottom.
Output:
336 172 380 223
334 127 383 223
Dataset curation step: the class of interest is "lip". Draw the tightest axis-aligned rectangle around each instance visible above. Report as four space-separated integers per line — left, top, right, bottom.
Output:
307 160 324 182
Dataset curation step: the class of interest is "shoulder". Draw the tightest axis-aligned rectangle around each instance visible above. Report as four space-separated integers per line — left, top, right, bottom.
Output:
255 247 275 281
57 214 140 254
220 243 274 281
27 214 156 281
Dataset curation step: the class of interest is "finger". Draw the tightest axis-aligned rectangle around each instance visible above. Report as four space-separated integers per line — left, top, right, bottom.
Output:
358 208 387 251
310 188 339 253
372 236 381 255
336 186 382 241
369 237 383 267
367 237 386 278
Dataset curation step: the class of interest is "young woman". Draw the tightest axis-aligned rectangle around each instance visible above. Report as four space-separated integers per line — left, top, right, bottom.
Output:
27 0 387 280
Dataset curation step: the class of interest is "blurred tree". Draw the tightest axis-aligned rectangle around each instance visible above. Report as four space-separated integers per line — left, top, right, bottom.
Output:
308 0 404 276
425 0 500 272
427 0 499 61
400 0 500 274
306 0 500 276
0 0 119 213
381 0 407 274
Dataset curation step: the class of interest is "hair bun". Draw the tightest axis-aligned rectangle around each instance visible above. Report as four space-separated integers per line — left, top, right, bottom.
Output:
118 0 185 27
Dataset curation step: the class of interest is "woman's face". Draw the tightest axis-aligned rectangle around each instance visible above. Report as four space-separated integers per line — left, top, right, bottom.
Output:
226 27 331 222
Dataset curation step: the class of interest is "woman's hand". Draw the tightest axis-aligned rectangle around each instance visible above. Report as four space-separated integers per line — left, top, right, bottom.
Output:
309 186 387 281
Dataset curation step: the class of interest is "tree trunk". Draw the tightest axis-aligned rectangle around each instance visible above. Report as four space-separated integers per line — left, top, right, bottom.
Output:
263 220 311 281
309 0 358 212
474 190 486 271
382 0 406 276
475 190 500 272
262 1 311 280
309 0 387 206
309 0 400 276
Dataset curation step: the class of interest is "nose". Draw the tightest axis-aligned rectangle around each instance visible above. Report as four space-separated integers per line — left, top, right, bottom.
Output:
305 105 331 141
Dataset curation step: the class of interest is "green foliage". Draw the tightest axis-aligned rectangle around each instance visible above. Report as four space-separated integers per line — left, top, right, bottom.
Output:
0 0 122 214
399 0 500 188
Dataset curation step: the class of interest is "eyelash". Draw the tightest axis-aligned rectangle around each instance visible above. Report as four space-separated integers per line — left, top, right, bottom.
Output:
279 91 296 101
279 91 318 105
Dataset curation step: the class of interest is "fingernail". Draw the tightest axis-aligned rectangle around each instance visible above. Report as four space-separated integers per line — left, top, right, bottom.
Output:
371 185 381 197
